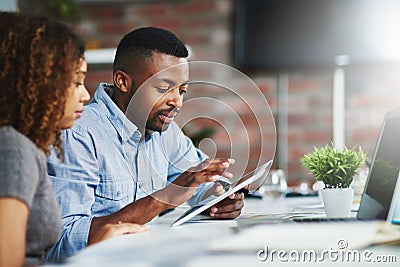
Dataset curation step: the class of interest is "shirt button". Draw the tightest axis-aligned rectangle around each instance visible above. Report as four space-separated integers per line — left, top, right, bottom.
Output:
117 191 121 197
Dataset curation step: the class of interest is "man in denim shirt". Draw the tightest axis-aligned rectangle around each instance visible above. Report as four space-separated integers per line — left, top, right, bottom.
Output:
46 27 244 261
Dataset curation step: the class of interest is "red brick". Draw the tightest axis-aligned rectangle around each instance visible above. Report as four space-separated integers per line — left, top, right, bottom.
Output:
148 19 183 32
85 70 113 96
288 132 301 143
289 148 310 160
181 34 210 45
186 18 216 29
350 129 380 143
177 1 215 14
98 39 121 49
98 21 137 36
255 81 275 96
289 79 320 92
84 5 123 19
133 4 171 17
302 131 331 143
288 114 316 126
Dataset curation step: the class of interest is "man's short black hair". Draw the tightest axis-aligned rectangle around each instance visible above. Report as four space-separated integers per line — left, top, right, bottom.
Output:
113 27 188 74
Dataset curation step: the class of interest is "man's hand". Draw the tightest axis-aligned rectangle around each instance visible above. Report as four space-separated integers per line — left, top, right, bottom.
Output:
211 181 229 196
153 158 235 209
174 158 234 187
89 222 149 245
208 191 244 219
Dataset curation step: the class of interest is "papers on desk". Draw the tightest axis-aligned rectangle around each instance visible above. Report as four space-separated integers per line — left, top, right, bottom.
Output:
292 202 360 212
207 220 400 253
236 211 326 227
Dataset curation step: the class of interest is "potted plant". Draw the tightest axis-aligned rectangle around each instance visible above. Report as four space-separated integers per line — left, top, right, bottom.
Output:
301 144 367 218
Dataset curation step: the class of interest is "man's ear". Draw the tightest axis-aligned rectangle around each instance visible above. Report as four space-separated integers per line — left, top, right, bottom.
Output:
113 70 132 93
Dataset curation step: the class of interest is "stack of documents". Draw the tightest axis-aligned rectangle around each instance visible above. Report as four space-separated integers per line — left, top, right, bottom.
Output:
207 220 400 252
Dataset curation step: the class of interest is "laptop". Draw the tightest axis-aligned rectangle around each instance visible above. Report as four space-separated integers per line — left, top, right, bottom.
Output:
171 160 273 227
239 108 400 226
356 109 400 222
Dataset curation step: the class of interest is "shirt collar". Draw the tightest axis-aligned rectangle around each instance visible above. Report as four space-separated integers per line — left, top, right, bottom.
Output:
93 83 141 142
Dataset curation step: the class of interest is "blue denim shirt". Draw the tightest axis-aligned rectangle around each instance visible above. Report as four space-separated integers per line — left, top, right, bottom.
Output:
46 83 209 261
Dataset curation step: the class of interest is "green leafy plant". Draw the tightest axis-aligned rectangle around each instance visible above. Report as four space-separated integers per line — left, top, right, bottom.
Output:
300 144 367 189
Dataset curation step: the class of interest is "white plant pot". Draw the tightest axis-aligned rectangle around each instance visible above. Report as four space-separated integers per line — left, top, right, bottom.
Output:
321 188 354 218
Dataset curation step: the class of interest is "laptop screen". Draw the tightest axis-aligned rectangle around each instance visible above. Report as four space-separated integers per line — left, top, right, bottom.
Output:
358 109 400 220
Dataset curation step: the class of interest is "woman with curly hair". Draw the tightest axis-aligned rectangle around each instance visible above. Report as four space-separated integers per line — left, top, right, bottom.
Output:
0 12 147 267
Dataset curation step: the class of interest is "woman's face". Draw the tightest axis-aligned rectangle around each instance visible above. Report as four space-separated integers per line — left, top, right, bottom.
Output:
59 58 90 129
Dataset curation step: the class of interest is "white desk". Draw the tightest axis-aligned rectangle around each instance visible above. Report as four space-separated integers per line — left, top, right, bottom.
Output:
48 197 400 267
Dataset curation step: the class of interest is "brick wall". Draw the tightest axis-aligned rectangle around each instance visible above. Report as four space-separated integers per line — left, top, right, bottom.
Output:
20 0 400 185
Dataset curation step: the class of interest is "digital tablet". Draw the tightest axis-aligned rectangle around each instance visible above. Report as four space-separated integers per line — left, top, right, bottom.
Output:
171 160 273 227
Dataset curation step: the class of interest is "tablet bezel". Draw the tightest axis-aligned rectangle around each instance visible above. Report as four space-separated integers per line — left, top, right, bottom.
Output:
171 160 273 227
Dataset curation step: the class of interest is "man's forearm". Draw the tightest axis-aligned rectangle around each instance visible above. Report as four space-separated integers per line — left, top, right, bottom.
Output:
88 169 220 245
88 194 167 245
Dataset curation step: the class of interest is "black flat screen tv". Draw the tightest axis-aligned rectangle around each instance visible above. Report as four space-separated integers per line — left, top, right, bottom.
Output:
235 0 400 70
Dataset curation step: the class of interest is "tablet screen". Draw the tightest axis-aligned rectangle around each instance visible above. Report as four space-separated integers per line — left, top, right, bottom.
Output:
171 160 273 227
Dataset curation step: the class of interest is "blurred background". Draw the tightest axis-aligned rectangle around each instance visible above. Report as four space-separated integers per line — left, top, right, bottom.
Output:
3 0 400 188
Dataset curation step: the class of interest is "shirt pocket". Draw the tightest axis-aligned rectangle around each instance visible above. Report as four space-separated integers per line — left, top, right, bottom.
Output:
95 178 133 201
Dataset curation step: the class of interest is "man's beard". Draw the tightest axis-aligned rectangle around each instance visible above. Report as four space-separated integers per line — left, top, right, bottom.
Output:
145 108 179 132
145 115 168 132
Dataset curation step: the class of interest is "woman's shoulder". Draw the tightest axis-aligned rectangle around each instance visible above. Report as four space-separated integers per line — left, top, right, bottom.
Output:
0 126 45 206
0 126 42 156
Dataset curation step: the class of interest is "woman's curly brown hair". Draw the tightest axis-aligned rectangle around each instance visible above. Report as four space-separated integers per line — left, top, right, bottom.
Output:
0 12 85 156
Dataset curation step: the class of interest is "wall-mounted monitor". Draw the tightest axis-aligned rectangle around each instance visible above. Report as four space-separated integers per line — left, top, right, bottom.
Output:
235 0 400 70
